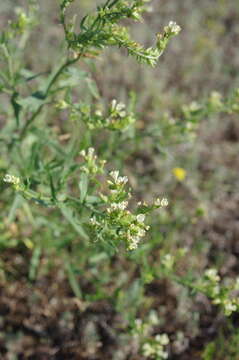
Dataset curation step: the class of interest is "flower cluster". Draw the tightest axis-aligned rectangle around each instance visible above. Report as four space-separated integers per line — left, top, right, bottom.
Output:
164 21 181 36
197 268 239 316
3 174 20 185
182 101 202 118
11 8 31 34
136 197 168 215
3 174 21 190
3 173 58 206
80 147 106 175
161 253 175 271
4 4 38 38
157 21 181 53
78 99 135 131
89 168 168 250
181 88 239 128
208 91 223 110
132 312 169 360
142 334 169 359
154 198 169 207
89 170 151 250
60 0 181 67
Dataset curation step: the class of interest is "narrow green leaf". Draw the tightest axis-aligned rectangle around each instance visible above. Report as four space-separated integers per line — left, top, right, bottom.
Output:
59 204 89 240
48 173 56 201
79 173 88 203
11 92 22 126
86 78 100 99
29 245 41 281
7 194 23 224
65 259 82 298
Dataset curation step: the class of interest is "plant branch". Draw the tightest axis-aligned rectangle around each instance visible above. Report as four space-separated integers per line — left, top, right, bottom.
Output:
20 54 82 139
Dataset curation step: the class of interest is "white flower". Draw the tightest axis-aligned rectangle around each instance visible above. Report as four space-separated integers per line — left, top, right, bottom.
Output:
148 310 159 325
155 198 161 206
90 217 99 225
165 21 181 35
136 214 145 223
155 197 168 207
211 285 220 296
95 109 103 116
116 102 126 117
138 228 146 237
205 268 220 282
3 174 20 185
155 334 169 345
117 176 128 185
110 170 119 182
162 254 174 270
224 301 237 315
88 147 95 157
127 235 140 250
110 201 128 211
161 198 168 207
111 99 117 109
189 101 201 112
142 343 154 357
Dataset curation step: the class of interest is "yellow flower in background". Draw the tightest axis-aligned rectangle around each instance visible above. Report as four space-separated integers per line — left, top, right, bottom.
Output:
23 238 34 250
172 167 186 181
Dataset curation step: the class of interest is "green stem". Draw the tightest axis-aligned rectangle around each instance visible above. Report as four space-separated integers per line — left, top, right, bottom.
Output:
0 71 9 87
64 255 83 298
20 103 44 139
20 54 82 139
45 55 81 95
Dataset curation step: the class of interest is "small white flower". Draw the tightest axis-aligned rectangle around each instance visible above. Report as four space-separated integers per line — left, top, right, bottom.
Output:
88 147 95 157
117 176 128 185
189 101 201 112
110 170 119 182
224 301 237 314
127 235 140 250
211 285 220 296
95 109 103 117
205 268 220 282
166 21 181 35
3 174 20 185
111 99 117 107
119 201 128 210
148 310 159 325
162 254 174 269
155 198 161 206
161 198 168 207
155 197 168 207
90 217 98 225
142 343 154 357
136 214 145 223
116 102 125 111
156 334 169 345
138 228 146 237
110 201 128 211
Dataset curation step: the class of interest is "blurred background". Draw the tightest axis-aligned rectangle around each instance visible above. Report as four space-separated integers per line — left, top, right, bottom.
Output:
0 0 239 359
